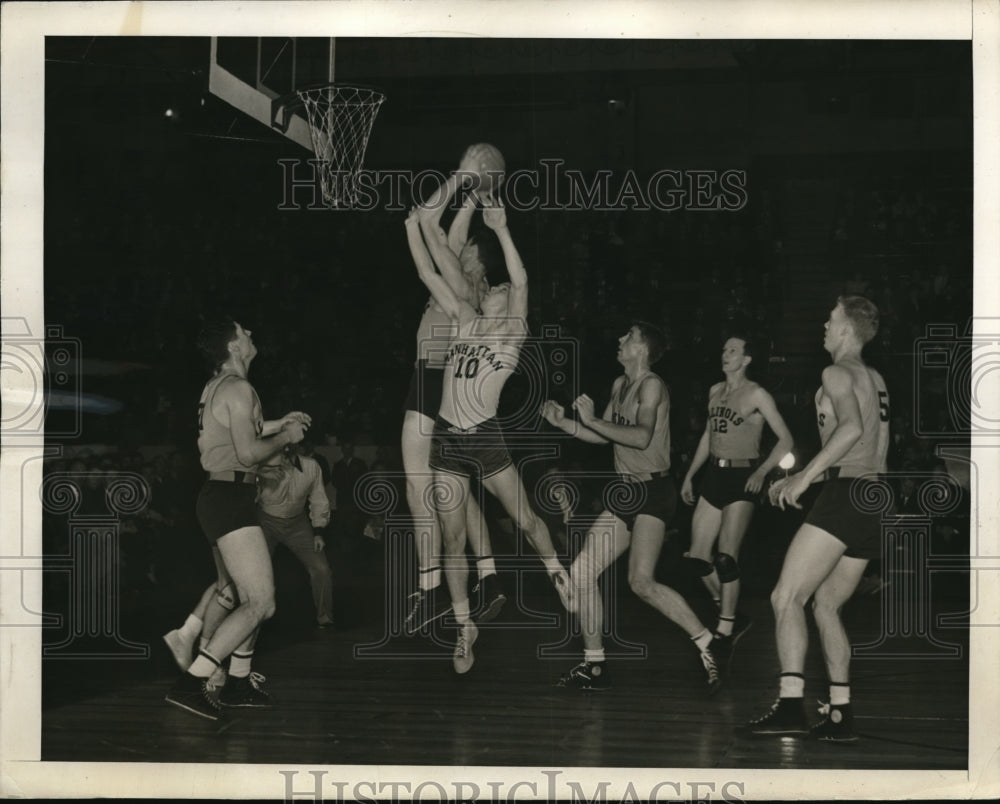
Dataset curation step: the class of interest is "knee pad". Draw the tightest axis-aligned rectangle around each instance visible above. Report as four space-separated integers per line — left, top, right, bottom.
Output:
215 583 237 611
714 552 740 584
680 554 714 578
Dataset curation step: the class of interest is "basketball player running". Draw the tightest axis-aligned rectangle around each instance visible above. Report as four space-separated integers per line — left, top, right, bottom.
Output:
742 296 888 741
163 442 333 683
680 334 793 672
541 323 724 695
402 150 506 635
165 319 309 720
406 197 572 674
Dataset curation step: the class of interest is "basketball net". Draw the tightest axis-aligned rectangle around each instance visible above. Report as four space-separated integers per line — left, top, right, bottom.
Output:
296 85 385 208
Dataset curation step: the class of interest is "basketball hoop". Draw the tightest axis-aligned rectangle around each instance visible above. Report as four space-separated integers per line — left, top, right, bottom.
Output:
294 84 385 208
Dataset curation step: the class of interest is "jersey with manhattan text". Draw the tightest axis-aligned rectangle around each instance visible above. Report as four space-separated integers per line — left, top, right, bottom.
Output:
438 318 521 429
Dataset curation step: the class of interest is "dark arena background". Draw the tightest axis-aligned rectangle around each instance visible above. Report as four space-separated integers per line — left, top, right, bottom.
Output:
10 19 990 794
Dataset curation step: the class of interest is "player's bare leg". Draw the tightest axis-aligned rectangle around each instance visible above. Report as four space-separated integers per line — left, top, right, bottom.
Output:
401 410 452 633
482 464 573 611
810 553 868 741
558 512 628 690
434 470 478 673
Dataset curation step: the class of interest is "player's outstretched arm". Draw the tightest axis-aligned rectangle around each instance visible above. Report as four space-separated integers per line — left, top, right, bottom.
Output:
575 377 662 450
483 198 529 322
540 399 608 444
223 381 305 468
261 411 312 437
406 209 471 323
448 188 478 256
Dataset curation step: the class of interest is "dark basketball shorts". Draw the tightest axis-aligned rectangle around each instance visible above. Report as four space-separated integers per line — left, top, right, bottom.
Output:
196 481 259 543
403 359 445 419
803 477 882 561
606 473 678 532
429 416 512 480
699 463 758 509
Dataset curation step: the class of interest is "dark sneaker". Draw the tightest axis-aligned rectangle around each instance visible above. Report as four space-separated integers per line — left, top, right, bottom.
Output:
556 660 611 691
452 622 478 674
163 629 196 672
473 574 507 624
403 587 452 636
712 614 752 674
810 701 858 742
218 671 272 708
165 673 225 721
740 697 809 736
700 645 723 696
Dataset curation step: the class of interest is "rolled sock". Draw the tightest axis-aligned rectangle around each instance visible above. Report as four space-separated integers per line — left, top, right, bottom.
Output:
779 672 805 698
419 566 441 591
830 682 851 706
453 598 471 624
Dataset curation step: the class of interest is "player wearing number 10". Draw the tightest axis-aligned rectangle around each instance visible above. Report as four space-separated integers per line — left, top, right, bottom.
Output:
742 296 889 742
405 196 573 675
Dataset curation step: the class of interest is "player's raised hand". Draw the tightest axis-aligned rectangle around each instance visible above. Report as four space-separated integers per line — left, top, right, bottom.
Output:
572 394 596 424
540 400 566 427
482 196 507 230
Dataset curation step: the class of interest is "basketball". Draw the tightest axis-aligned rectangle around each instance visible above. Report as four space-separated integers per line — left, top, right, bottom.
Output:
466 142 505 194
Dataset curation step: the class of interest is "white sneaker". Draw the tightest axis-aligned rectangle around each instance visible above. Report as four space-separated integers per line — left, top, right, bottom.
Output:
163 629 195 671
452 622 479 674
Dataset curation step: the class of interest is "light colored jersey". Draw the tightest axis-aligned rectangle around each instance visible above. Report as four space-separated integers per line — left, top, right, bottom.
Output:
706 381 765 459
815 357 889 476
197 373 262 473
610 371 671 478
415 299 459 368
438 318 521 429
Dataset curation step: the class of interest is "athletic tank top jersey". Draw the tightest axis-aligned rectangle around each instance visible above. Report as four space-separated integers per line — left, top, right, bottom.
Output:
415 299 459 369
706 382 764 459
814 358 889 476
437 318 520 430
611 372 671 477
197 373 263 473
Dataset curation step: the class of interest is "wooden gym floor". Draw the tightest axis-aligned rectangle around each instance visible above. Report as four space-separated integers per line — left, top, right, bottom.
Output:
40 539 969 771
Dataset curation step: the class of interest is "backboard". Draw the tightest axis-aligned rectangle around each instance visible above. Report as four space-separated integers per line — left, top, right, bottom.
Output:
208 36 336 152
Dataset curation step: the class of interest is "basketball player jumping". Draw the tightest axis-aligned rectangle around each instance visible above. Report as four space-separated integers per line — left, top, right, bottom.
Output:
401 148 507 635
406 196 573 674
164 319 309 720
680 333 793 673
742 296 888 741
541 323 724 695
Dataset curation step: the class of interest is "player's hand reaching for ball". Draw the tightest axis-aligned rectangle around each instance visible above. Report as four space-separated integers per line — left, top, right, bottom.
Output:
482 197 507 231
